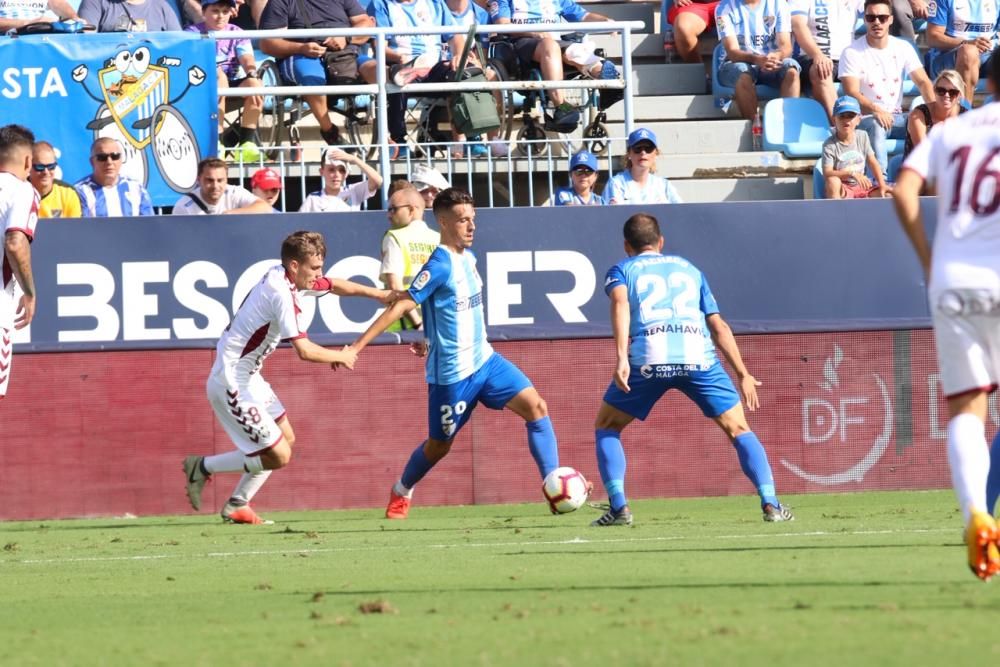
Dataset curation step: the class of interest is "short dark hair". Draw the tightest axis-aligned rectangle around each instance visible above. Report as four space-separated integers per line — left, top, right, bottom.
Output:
432 187 474 215
0 125 35 164
281 231 327 264
990 46 1000 92
863 0 891 9
623 213 662 251
197 157 228 176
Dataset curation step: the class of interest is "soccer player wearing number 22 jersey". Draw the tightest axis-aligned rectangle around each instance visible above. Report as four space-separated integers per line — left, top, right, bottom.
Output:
350 188 562 519
895 51 1000 581
591 213 793 527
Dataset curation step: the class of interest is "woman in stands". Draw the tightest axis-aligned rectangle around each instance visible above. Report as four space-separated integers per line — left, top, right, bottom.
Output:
606 128 683 205
904 69 967 158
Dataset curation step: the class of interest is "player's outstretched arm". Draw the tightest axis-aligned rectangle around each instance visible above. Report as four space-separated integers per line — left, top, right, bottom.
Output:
4 230 35 329
327 278 392 303
609 285 631 392
706 313 761 411
290 337 357 368
892 169 931 279
352 297 418 353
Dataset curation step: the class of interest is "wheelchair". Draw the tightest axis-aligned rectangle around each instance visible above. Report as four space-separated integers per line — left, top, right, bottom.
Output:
487 33 618 158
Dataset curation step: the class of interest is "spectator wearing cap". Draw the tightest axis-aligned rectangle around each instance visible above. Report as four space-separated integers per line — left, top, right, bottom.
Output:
79 0 182 31
299 148 383 212
553 150 605 206
820 95 889 199
172 157 273 214
188 0 263 159
607 129 683 205
250 167 283 211
410 164 450 209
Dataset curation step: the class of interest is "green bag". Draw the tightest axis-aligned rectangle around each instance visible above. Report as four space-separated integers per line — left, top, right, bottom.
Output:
449 25 501 136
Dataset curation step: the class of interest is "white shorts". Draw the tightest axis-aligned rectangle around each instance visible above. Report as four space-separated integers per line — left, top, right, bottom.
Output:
931 289 1000 398
207 373 286 455
0 327 11 399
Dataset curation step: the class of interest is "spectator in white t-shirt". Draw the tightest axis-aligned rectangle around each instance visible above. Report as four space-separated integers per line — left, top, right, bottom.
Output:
172 158 272 215
790 0 864 119
299 148 382 212
837 0 935 175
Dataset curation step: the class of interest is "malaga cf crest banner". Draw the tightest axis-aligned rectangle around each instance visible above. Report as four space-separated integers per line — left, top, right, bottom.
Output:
0 32 216 206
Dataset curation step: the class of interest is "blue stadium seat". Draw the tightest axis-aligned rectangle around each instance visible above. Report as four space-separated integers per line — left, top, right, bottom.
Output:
887 154 904 183
711 42 780 107
762 97 831 157
812 157 825 199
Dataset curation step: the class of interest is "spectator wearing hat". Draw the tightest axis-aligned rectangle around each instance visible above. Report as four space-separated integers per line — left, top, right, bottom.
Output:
410 164 450 209
172 157 272 214
299 148 382 212
821 95 889 199
250 167 283 211
607 129 683 205
554 150 605 206
188 0 263 160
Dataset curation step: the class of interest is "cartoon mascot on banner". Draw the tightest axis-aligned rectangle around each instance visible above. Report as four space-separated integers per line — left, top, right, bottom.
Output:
71 44 206 193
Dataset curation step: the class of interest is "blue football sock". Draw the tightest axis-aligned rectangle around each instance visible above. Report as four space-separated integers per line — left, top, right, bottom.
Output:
526 416 559 478
987 431 1000 514
732 432 778 507
400 441 435 489
596 429 628 512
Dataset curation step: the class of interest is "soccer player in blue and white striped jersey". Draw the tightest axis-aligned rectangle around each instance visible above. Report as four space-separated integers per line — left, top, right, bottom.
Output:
74 138 153 218
351 188 562 519
591 213 793 526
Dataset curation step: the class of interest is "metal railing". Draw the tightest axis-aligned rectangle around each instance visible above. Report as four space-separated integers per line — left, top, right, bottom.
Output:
208 21 643 203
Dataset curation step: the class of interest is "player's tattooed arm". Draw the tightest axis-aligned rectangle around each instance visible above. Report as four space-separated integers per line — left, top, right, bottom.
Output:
5 230 35 329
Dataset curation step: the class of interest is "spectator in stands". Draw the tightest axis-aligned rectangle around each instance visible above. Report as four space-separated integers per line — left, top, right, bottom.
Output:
172 157 272 214
250 167 283 210
380 186 439 331
716 0 801 120
446 0 497 157
904 69 967 159
259 0 374 146
0 0 79 32
607 128 683 205
78 0 182 31
299 148 381 212
75 138 153 217
554 149 605 205
821 95 890 199
410 163 450 209
838 0 935 175
890 0 927 44
488 0 623 132
668 0 721 64
790 0 864 120
926 0 997 99
188 0 263 160
29 141 81 219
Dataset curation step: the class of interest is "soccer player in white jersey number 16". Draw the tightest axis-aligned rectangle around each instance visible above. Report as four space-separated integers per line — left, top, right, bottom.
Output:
894 48 1000 581
182 231 390 525
0 124 40 401
350 188 564 520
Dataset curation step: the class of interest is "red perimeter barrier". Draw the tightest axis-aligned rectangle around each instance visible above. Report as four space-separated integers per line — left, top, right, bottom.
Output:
0 330 982 520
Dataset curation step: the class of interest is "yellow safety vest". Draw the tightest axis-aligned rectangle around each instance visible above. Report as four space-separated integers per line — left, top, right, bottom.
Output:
383 220 440 331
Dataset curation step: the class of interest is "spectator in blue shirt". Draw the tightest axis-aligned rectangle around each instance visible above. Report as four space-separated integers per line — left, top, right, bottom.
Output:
926 0 998 99
554 150 605 205
74 138 153 217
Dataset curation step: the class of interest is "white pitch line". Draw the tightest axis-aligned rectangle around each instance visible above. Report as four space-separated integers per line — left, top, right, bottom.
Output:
1 526 956 566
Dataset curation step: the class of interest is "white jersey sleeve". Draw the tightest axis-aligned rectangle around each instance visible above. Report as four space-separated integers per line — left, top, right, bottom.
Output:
0 175 38 240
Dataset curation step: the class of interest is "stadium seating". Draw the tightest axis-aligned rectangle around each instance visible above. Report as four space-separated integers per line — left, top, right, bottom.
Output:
812 157 825 200
762 98 831 158
711 43 780 107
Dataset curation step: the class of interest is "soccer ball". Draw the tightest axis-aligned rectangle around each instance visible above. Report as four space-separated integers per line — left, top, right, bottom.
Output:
542 467 591 514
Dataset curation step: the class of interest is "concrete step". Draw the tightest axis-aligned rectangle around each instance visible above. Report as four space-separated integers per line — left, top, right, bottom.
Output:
576 1 658 33
632 63 707 96
671 177 805 202
606 119 751 153
592 33 665 60
605 94 725 121
653 151 787 179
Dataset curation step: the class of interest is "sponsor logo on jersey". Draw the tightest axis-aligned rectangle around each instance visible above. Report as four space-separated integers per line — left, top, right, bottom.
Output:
639 323 706 337
927 0 936 14
639 363 710 379
413 270 431 290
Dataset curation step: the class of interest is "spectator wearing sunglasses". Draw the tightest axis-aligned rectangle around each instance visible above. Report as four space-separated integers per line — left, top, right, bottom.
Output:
74 138 153 218
28 141 81 219
554 150 605 206
838 0 935 176
380 185 438 332
904 69 968 159
926 0 998 99
607 129 683 205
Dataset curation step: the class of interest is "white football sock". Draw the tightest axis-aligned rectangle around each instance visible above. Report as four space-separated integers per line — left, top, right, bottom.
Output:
203 450 246 474
947 412 989 524
229 471 272 506
393 480 413 498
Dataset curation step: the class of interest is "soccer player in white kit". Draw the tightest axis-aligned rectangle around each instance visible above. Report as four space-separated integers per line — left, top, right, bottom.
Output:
894 48 1000 580
183 231 388 524
0 125 39 400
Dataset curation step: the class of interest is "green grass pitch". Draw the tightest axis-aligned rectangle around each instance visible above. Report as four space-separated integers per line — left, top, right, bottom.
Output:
2 490 997 666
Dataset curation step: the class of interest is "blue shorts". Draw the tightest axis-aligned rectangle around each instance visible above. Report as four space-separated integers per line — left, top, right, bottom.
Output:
929 46 992 78
602 360 740 421
718 58 800 88
427 353 533 441
278 55 327 86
